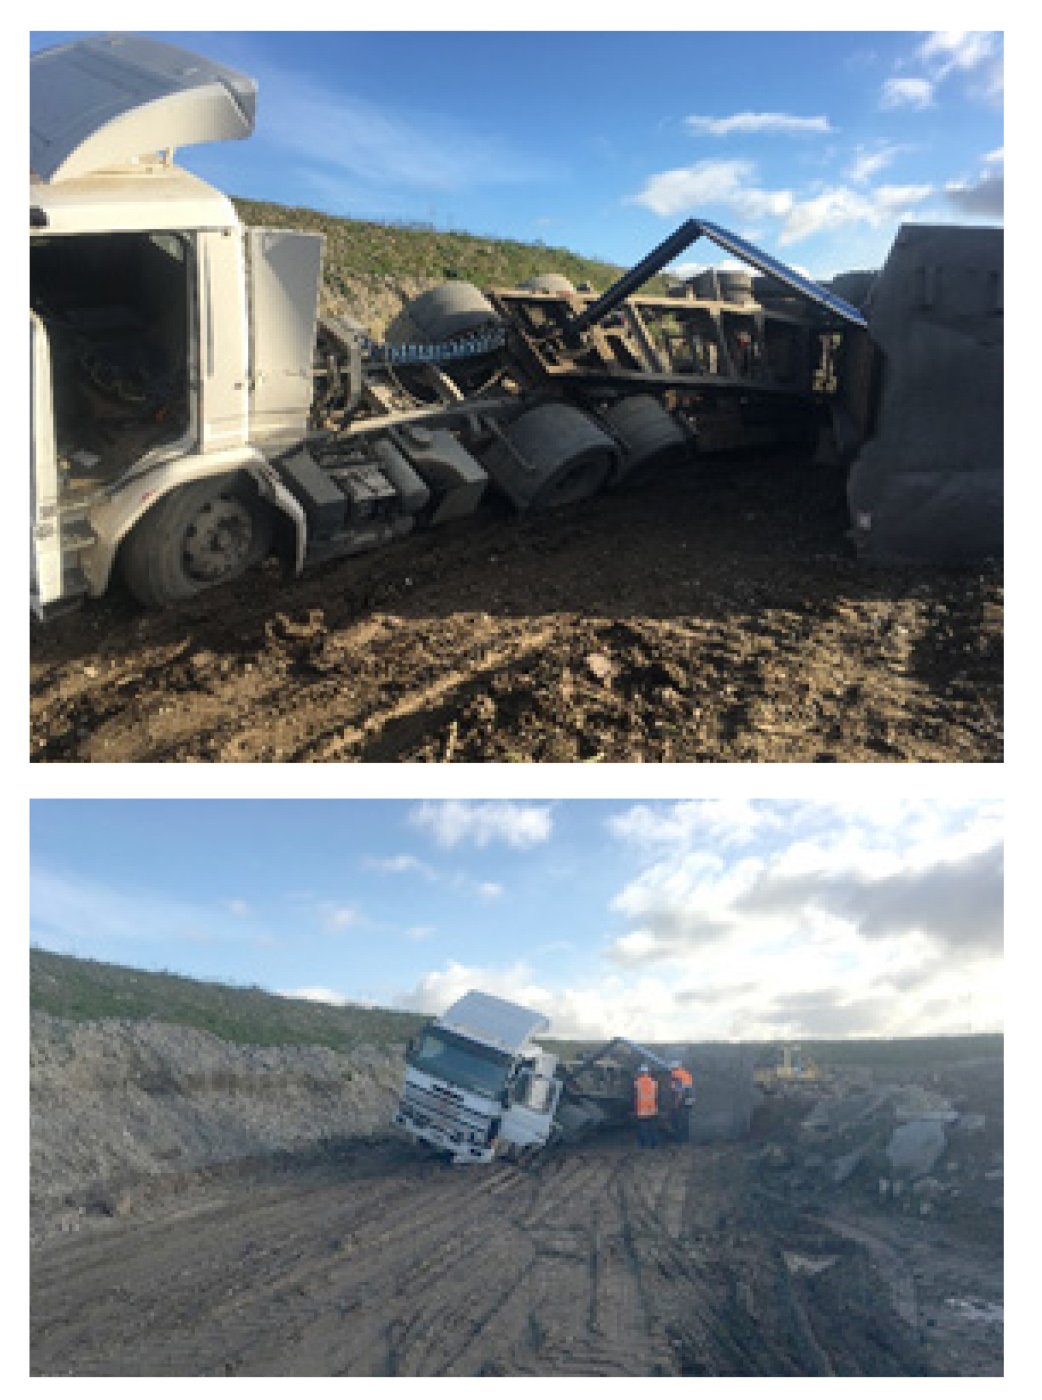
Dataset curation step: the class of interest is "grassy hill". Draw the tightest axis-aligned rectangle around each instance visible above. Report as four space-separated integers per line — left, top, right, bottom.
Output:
31 949 1001 1070
232 197 671 299
30 948 428 1053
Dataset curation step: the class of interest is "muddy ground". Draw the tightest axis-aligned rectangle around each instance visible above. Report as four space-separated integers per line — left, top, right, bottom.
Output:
31 1020 1003 1377
30 451 1002 762
30 1128 1002 1378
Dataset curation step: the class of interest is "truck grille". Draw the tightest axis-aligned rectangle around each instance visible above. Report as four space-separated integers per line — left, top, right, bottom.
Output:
399 1079 493 1143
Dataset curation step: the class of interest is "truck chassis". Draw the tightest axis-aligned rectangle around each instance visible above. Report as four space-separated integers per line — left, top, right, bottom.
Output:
29 35 868 619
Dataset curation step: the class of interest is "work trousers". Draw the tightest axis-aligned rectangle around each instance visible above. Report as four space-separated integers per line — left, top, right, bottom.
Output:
637 1118 657 1148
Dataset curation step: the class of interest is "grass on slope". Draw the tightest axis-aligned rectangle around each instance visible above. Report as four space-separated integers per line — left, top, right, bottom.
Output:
30 948 428 1053
32 949 1001 1069
232 198 670 297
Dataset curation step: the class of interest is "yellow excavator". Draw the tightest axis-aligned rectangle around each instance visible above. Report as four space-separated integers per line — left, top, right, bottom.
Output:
754 1044 822 1092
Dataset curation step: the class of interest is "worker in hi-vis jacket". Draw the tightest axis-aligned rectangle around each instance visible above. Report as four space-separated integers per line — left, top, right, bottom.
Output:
634 1065 659 1148
669 1060 694 1143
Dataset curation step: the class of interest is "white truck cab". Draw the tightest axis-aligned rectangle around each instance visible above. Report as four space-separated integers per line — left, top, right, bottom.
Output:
30 34 322 615
394 991 563 1164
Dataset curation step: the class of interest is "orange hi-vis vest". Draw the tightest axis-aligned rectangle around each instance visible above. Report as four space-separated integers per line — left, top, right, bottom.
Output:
671 1066 693 1093
635 1073 658 1118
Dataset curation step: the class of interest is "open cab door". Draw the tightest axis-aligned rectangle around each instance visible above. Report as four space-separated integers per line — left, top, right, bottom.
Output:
30 311 66 616
246 227 325 448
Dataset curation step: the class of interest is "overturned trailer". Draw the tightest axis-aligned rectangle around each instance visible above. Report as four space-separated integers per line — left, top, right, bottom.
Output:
30 34 1001 620
29 33 855 617
393 990 756 1163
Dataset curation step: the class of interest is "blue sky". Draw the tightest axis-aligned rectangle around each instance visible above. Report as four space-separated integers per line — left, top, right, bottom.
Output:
30 799 1003 1041
29 26 1004 278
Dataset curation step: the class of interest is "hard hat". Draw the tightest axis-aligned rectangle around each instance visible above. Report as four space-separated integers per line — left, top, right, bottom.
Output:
639 1064 649 1074
669 1060 682 1069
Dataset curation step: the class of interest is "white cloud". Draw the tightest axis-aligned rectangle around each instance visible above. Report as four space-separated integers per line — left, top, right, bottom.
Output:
919 31 996 78
848 146 900 184
609 799 780 850
884 32 1001 112
408 800 553 850
630 156 935 247
983 147 1004 165
778 182 933 245
225 898 251 918
630 157 793 221
880 77 935 109
685 111 833 138
395 959 547 1017
394 958 715 1042
593 801 1004 1038
606 821 1002 963
477 881 505 901
874 183 935 208
278 986 364 1007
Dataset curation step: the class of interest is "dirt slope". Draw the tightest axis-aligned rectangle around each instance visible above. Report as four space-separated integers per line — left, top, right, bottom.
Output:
30 1011 404 1237
30 452 1002 763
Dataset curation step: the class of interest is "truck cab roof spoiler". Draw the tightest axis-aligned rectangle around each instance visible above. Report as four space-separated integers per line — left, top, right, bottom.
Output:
437 990 551 1056
30 33 256 184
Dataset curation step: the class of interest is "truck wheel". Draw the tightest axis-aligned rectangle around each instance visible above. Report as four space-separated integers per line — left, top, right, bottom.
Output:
826 269 878 311
518 273 577 294
602 395 688 484
120 473 273 608
386 282 501 346
717 270 755 304
483 403 620 511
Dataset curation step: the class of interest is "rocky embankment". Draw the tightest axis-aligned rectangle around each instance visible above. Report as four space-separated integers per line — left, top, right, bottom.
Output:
30 1011 405 1241
753 1060 1004 1240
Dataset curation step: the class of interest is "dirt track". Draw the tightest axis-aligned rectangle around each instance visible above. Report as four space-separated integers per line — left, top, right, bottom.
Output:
30 1131 1002 1377
30 451 1002 762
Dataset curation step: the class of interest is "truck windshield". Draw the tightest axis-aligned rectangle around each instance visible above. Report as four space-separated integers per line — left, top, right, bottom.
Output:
410 1028 511 1099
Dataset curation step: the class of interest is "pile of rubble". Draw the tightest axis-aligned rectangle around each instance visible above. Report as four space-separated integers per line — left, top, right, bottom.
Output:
756 1066 1003 1227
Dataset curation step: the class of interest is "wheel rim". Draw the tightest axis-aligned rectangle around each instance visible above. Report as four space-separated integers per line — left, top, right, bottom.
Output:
181 494 255 583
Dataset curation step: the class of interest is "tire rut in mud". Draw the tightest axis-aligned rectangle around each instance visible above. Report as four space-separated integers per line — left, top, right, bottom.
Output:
31 1136 947 1377
30 453 1003 762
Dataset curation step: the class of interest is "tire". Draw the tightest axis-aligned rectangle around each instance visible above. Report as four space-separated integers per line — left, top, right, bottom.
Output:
753 274 805 312
385 282 500 346
717 271 755 304
826 270 878 312
519 273 577 294
694 269 754 304
482 403 619 511
602 395 688 484
120 472 273 608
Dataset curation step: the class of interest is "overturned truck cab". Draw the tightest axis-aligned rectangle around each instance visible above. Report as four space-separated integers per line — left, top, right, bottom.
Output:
394 991 563 1164
393 990 760 1163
